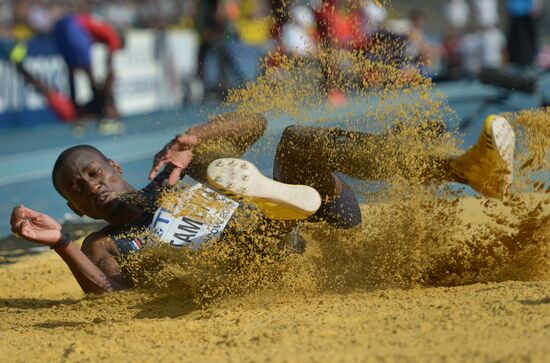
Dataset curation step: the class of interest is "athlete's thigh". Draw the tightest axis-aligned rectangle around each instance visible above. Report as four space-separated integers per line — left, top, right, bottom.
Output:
273 125 340 198
273 125 328 181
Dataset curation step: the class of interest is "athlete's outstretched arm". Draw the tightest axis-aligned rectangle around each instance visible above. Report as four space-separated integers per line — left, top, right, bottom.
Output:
9 205 129 294
149 112 267 184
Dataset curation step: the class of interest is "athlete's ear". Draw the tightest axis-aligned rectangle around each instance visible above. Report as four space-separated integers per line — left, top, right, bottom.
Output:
66 202 84 217
109 159 122 175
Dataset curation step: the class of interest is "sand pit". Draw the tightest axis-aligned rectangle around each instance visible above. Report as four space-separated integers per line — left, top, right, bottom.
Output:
1 196 548 362
1 251 549 362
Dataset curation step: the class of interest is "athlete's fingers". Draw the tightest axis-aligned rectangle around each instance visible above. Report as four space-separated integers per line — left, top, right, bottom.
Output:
151 150 193 180
11 220 21 234
167 167 183 186
11 206 40 234
149 136 195 180
148 156 167 180
11 207 34 238
11 224 21 236
11 218 27 235
20 221 34 238
10 206 20 227
18 219 29 234
19 221 40 242
18 205 41 219
10 204 26 226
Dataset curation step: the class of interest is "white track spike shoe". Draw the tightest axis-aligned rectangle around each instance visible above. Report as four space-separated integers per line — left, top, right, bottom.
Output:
207 158 322 220
452 115 515 198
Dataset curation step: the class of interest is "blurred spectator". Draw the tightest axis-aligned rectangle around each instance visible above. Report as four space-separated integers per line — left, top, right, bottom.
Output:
280 5 317 58
444 0 470 31
51 13 124 134
12 1 34 39
195 0 223 88
462 31 505 75
315 0 365 50
480 28 506 69
474 0 499 29
475 0 505 71
313 0 367 105
407 10 438 67
195 0 246 97
95 0 138 30
270 0 290 40
507 0 543 67
461 0 505 75
26 0 53 34
536 45 550 69
0 1 14 38
234 0 272 46
362 0 387 36
442 0 470 79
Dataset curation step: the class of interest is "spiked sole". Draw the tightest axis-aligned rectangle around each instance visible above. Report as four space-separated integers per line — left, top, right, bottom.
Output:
482 115 515 186
491 117 516 178
207 158 322 220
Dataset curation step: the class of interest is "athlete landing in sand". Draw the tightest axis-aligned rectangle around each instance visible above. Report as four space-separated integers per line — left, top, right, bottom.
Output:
9 112 515 293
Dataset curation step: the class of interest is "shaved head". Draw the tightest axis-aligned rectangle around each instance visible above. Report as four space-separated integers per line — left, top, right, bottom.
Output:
52 145 108 197
50 145 136 223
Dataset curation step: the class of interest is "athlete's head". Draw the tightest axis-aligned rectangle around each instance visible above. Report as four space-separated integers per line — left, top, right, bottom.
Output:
52 145 134 221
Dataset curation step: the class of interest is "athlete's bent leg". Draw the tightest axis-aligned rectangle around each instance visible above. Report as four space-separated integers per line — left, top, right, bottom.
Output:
273 125 372 228
272 118 514 226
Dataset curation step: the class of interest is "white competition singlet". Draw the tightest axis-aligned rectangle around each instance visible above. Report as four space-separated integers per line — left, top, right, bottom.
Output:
148 176 239 249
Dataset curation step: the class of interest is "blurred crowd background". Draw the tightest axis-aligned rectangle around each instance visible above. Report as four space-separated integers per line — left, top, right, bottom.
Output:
1 0 550 127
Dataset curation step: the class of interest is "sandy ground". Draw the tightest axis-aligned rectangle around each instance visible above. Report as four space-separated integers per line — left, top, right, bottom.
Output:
1 250 549 362
1 198 549 363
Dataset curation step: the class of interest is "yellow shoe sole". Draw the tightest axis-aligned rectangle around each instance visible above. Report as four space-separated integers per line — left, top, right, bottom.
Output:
207 158 322 220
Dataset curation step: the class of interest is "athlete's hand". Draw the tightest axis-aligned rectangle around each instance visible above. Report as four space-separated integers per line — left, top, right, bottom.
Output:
148 133 199 185
10 205 64 246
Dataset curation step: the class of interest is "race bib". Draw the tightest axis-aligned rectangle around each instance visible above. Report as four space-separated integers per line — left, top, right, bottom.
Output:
149 176 239 249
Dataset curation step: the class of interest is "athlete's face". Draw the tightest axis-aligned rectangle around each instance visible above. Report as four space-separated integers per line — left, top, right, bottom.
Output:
54 150 133 220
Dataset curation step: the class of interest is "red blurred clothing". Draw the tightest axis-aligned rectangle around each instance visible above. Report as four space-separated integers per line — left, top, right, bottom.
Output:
76 14 122 52
47 91 77 122
315 2 365 49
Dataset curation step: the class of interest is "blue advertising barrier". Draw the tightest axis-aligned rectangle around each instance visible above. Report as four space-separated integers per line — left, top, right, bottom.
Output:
0 35 69 128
